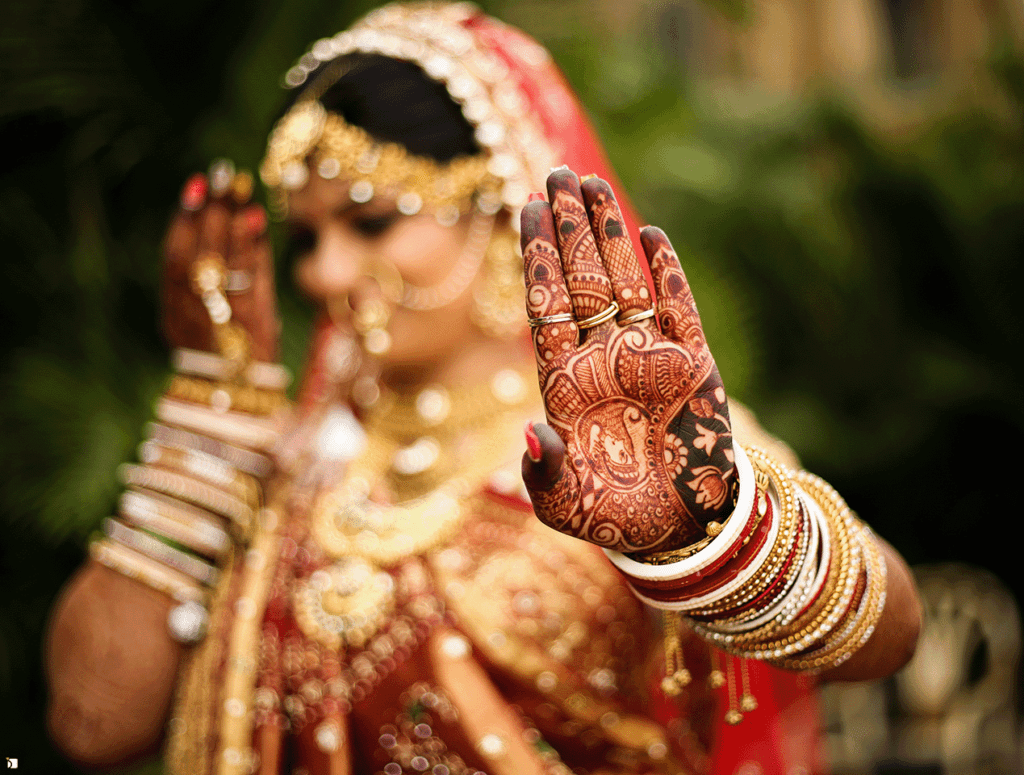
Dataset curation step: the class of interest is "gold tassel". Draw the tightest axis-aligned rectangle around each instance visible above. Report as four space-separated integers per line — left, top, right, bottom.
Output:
724 656 743 725
739 657 758 712
708 649 726 689
660 611 691 696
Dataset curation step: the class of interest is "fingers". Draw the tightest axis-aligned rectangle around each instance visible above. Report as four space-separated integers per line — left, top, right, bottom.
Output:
228 205 278 361
521 200 578 368
640 226 705 347
521 421 584 535
579 177 654 325
546 168 614 334
164 174 205 282
521 421 566 491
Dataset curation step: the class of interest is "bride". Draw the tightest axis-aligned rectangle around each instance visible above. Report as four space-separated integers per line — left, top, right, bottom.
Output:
46 4 921 774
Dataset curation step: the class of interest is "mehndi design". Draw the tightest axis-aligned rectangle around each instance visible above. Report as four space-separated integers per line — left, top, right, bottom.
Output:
522 169 737 553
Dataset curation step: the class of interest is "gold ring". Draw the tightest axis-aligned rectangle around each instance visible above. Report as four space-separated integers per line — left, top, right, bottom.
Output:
617 307 656 325
576 301 619 330
527 312 575 328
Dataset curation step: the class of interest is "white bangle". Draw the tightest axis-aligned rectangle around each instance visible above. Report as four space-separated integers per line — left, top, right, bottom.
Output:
146 422 274 478
172 347 291 391
120 490 231 558
156 397 283 451
603 441 755 582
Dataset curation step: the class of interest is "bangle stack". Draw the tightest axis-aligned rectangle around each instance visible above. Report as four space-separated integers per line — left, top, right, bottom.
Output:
90 348 291 645
604 443 887 723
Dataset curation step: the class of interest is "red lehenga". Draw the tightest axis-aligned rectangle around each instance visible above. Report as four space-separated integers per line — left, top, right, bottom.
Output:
163 5 825 774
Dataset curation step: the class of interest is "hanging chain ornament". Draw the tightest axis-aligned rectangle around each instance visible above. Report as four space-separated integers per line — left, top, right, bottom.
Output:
189 250 251 379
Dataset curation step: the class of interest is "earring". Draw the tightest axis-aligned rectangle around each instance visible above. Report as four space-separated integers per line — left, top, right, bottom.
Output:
472 227 526 340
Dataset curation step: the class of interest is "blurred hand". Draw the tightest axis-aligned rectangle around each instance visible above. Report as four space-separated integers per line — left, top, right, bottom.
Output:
162 162 279 362
521 169 737 554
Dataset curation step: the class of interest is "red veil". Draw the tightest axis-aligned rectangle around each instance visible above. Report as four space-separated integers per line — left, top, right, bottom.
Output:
286 4 825 773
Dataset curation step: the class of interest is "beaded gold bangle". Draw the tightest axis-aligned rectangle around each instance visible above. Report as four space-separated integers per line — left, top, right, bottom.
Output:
685 448 807 616
707 498 823 632
772 526 887 672
104 518 220 586
687 494 808 617
675 490 796 611
688 480 861 659
90 538 206 604
694 499 813 623
166 374 288 418
119 489 231 559
139 441 260 509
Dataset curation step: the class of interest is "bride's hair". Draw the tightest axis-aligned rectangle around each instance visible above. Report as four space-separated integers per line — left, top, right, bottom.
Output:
291 53 479 163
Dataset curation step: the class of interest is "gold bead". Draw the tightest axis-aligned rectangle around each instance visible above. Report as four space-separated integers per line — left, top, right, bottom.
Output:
660 676 682 696
705 521 723 537
708 670 726 689
740 694 758 712
672 669 691 688
724 710 743 725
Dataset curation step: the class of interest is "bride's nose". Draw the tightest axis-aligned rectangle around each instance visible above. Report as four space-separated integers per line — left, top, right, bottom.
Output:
294 227 365 305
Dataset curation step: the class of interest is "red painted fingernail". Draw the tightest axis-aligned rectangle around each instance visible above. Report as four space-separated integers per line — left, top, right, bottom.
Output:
245 207 267 235
527 192 545 202
181 174 207 211
525 422 542 462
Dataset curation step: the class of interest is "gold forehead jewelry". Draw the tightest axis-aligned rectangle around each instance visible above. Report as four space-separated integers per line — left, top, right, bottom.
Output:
260 99 503 221
266 3 558 223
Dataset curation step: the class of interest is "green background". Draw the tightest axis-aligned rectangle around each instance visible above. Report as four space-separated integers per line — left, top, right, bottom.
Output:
2 0 1023 769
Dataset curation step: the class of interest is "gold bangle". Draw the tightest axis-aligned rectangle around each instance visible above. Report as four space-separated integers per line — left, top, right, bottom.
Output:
688 457 860 658
119 489 231 559
166 374 288 417
772 526 887 672
90 539 206 603
691 499 811 620
729 488 860 657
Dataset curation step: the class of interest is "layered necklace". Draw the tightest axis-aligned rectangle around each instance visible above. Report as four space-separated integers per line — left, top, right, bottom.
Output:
297 368 534 650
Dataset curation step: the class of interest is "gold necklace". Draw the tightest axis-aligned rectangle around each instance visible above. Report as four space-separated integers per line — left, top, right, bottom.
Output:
297 369 534 650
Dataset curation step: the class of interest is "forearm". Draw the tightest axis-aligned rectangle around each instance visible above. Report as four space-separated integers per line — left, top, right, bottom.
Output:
46 561 183 768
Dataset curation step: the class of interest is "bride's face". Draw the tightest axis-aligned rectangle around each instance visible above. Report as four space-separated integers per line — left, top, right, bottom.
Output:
286 170 483 374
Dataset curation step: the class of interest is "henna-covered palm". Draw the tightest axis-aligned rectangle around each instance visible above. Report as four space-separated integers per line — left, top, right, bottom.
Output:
521 169 737 554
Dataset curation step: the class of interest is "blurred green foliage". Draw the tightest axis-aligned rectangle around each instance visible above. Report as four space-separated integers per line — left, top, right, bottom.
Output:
2 0 1022 768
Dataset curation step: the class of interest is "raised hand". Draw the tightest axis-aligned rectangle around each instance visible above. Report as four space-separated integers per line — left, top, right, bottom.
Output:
521 169 737 554
162 162 279 362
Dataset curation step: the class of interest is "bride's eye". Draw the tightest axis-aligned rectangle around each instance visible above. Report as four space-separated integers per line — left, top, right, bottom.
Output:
352 213 399 238
286 224 317 256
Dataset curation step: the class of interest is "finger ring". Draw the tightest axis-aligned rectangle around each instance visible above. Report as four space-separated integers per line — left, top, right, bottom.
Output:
576 301 619 330
224 269 253 294
617 307 655 325
208 158 236 197
527 312 575 328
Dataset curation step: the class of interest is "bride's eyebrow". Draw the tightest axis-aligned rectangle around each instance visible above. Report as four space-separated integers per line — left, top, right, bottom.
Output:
331 199 398 220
